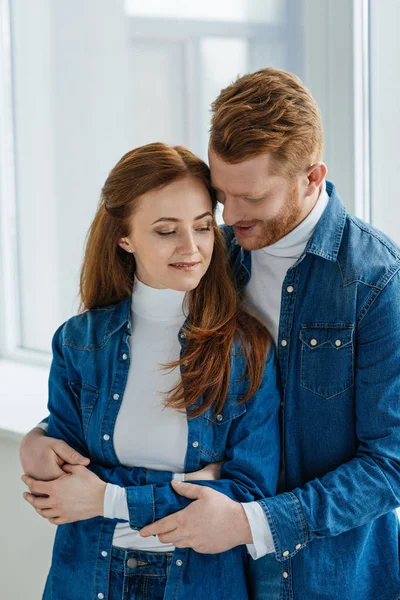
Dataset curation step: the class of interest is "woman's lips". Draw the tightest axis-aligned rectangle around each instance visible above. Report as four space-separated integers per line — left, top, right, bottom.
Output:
169 262 200 272
234 224 257 236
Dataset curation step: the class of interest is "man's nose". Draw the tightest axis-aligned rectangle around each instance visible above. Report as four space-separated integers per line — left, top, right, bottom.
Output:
222 196 240 226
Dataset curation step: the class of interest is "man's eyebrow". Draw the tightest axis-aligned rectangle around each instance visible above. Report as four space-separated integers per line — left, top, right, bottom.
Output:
152 212 212 225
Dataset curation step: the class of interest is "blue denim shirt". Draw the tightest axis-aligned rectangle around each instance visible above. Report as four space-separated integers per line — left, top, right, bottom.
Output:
223 181 400 600
41 298 281 599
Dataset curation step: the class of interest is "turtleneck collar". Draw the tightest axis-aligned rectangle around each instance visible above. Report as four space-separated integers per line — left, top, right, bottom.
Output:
260 179 329 259
131 278 187 321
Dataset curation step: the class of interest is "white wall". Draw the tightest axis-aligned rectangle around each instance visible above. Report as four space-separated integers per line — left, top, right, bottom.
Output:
0 429 55 600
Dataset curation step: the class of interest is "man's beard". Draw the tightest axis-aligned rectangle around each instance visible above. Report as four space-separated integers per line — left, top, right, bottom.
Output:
237 183 302 250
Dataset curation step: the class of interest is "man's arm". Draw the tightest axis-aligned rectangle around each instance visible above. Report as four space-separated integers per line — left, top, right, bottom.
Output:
109 346 280 532
258 266 400 562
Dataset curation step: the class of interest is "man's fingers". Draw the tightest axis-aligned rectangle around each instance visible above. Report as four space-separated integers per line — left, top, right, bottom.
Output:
52 440 90 466
21 475 50 496
158 530 187 546
23 492 53 509
140 514 180 537
171 480 204 499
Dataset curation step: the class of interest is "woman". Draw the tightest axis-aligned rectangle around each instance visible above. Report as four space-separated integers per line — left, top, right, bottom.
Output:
21 143 280 600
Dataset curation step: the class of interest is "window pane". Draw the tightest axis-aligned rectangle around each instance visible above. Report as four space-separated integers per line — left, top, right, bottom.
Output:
125 0 285 23
370 0 400 245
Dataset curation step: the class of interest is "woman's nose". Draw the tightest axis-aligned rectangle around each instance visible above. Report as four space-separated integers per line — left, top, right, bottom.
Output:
178 233 198 255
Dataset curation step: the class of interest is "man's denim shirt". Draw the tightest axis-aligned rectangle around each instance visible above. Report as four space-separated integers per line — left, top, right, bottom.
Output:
41 300 281 599
223 181 400 600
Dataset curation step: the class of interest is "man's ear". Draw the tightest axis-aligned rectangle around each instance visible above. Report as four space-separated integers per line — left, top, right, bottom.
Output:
305 162 327 197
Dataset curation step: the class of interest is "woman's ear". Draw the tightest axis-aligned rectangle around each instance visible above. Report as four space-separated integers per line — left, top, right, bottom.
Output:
118 237 135 253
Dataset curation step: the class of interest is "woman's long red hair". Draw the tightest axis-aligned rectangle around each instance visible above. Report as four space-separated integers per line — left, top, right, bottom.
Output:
80 143 271 418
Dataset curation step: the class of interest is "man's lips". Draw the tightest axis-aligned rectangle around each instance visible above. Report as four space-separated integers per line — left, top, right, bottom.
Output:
234 224 257 235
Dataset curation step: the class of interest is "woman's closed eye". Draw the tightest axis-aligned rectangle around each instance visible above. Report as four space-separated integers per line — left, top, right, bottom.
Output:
155 223 213 237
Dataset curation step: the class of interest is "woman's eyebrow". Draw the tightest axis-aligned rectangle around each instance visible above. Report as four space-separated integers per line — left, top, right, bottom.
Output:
152 212 212 225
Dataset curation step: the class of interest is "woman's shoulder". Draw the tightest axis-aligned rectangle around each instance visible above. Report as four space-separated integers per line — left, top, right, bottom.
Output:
57 297 131 352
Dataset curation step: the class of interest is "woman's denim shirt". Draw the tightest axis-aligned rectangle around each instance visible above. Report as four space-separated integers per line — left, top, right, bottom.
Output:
41 300 281 600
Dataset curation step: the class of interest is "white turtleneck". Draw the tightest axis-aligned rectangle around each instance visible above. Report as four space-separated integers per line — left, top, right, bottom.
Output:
104 279 188 552
244 180 329 345
241 181 330 559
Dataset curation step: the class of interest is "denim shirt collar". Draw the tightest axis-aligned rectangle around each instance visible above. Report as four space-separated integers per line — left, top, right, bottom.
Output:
234 180 347 282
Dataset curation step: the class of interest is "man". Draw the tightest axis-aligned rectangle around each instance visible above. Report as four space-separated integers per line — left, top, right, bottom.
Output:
20 68 400 599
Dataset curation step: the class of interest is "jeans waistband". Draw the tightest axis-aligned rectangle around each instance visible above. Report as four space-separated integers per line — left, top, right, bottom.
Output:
110 545 173 577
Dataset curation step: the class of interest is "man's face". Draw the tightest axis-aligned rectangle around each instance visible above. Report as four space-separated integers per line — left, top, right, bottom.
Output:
208 149 306 250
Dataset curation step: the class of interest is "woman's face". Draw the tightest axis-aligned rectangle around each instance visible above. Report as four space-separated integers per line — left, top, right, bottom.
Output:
119 175 215 291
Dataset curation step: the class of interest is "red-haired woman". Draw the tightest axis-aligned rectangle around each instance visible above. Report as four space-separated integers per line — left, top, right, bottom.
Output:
21 143 280 600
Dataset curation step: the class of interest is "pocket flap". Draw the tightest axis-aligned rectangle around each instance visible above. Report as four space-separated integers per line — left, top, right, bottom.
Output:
299 325 354 350
204 396 247 424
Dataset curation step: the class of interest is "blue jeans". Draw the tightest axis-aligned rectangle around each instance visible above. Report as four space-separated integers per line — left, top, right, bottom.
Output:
108 546 172 600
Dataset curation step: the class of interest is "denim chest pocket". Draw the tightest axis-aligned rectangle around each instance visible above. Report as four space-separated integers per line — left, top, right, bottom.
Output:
69 381 100 438
201 397 247 461
300 325 355 399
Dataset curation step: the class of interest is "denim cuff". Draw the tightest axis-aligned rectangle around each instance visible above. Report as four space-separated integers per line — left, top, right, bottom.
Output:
259 491 311 562
145 470 174 485
126 485 155 530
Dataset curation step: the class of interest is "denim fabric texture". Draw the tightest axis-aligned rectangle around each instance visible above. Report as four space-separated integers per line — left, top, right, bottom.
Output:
107 547 172 600
222 180 400 600
41 285 281 598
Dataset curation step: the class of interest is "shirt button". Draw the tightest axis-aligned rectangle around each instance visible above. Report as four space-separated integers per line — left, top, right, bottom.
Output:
113 394 120 400
295 543 301 550
192 441 199 448
282 550 290 557
179 332 187 339
310 339 318 347
217 414 223 422
103 434 110 441
283 571 289 579
122 353 128 360
176 559 183 566
287 286 294 293
335 339 342 347
281 340 288 347
101 551 108 557
98 594 104 599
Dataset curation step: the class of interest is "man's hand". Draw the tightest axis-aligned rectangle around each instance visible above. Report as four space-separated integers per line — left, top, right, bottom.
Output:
19 427 90 483
184 461 224 482
139 481 253 553
21 464 106 524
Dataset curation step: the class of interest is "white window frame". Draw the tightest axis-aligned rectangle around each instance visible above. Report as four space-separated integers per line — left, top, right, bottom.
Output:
1 0 374 368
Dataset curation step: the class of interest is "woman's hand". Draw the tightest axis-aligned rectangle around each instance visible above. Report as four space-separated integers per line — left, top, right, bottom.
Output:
184 461 224 481
21 464 106 525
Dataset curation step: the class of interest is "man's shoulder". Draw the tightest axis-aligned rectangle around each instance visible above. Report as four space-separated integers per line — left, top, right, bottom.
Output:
338 213 400 290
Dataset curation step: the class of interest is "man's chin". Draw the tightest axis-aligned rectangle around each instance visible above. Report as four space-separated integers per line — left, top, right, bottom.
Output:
234 233 269 251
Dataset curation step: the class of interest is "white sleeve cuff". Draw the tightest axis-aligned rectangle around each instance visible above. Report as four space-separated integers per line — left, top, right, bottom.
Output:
104 483 129 521
36 422 48 432
241 501 275 560
173 473 185 482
